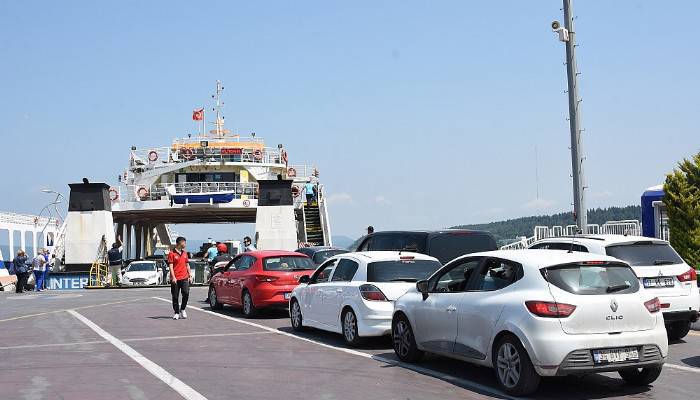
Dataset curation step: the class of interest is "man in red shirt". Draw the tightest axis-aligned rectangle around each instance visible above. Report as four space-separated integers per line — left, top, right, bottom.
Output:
168 236 191 320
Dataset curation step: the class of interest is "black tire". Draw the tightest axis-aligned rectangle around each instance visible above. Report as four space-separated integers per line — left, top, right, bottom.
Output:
493 335 541 396
666 321 691 341
618 366 663 386
290 299 306 331
341 308 364 347
208 286 223 310
392 314 424 362
241 290 257 318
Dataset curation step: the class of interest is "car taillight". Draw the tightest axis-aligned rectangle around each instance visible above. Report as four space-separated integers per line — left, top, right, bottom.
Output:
255 276 279 283
525 301 576 318
677 268 698 282
644 297 661 313
359 284 387 301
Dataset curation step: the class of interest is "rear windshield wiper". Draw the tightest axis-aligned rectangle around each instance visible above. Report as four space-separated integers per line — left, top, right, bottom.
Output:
292 267 313 271
653 260 676 265
606 284 631 293
389 278 418 282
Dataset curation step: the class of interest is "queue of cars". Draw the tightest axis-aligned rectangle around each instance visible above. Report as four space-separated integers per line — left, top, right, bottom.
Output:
203 230 698 395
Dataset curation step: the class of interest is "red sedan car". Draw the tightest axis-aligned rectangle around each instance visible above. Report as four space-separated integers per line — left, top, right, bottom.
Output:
208 250 316 317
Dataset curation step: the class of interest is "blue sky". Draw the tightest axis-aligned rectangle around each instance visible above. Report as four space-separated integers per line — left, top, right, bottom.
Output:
1 1 698 242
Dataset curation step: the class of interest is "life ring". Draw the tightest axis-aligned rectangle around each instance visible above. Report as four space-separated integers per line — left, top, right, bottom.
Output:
180 148 194 160
291 185 300 198
137 187 149 200
253 149 263 161
287 167 297 178
148 151 158 162
109 188 119 201
281 150 288 165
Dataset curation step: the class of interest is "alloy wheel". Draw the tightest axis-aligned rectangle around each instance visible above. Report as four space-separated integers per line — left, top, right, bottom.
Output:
243 293 252 315
209 288 216 306
393 320 412 358
343 311 357 342
496 342 521 389
291 301 302 328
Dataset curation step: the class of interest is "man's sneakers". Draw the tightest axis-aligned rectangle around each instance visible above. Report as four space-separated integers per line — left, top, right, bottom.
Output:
180 310 188 319
173 313 180 320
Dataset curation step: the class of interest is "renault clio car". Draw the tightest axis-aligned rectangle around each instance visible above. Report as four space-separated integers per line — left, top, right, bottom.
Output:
392 250 667 396
529 235 699 340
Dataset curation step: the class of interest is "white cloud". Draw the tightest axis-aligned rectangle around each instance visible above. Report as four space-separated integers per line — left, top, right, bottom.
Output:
374 195 392 206
326 192 354 205
522 198 556 210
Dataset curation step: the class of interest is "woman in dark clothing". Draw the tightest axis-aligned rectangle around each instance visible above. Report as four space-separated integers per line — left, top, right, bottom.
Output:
12 250 30 293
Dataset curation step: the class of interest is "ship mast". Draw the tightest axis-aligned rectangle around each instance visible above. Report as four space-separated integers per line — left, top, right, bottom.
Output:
210 80 228 138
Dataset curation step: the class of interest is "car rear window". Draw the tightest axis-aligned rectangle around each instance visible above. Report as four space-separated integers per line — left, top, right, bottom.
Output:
367 259 442 283
263 256 315 271
429 233 497 264
605 242 684 267
313 250 347 264
543 263 640 295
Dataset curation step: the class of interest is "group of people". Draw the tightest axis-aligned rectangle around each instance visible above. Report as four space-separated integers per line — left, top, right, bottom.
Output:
10 248 53 293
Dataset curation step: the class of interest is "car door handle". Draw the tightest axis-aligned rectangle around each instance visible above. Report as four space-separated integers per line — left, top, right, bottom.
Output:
446 306 457 313
335 289 343 293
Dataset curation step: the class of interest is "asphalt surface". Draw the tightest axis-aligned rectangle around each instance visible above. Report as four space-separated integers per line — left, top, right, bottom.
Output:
0 287 698 400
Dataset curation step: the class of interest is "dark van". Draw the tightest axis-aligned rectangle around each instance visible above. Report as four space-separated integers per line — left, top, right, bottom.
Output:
349 230 498 264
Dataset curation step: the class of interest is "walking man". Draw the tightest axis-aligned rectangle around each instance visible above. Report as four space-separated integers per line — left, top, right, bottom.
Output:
32 251 46 291
42 250 52 290
168 236 191 320
12 250 29 293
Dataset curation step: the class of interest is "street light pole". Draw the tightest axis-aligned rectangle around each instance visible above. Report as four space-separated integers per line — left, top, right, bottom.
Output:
558 0 588 232
41 189 67 222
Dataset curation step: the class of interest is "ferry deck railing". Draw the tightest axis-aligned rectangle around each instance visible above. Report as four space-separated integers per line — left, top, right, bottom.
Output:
130 146 286 167
118 182 259 202
500 220 645 250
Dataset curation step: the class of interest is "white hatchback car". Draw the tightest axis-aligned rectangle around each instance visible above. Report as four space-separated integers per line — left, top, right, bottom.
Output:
392 250 667 396
529 235 699 340
289 251 442 345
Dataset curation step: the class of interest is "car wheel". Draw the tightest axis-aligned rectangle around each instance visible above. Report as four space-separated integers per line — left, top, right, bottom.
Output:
392 314 424 362
341 309 363 347
494 335 541 396
666 321 691 341
619 366 663 386
208 286 223 310
242 290 257 318
290 299 305 331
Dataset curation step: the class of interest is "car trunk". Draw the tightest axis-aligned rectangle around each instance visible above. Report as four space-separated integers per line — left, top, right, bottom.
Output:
544 262 657 335
371 282 415 301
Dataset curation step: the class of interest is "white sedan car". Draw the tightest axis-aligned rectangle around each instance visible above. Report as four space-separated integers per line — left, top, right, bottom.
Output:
392 250 668 396
121 261 161 286
289 251 442 346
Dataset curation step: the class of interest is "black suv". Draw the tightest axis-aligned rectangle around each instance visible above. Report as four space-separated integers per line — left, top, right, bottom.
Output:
349 230 497 264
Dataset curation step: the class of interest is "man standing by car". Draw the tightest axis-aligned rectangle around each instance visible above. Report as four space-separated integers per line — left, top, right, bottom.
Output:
168 236 191 320
107 236 123 286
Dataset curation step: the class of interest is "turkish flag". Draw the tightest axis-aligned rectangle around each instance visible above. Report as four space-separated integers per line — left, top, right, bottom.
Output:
192 108 204 121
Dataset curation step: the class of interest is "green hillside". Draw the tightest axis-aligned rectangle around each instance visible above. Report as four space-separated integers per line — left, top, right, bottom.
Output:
452 206 641 245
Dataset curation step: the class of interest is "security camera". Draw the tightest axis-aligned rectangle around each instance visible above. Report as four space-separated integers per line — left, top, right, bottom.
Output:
551 20 561 30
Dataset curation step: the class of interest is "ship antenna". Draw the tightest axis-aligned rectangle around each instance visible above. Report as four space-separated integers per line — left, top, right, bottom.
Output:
211 80 225 138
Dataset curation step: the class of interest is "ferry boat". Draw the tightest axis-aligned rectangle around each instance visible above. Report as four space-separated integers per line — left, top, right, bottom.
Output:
109 81 332 259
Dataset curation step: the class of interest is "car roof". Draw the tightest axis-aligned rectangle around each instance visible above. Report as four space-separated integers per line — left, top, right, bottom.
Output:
534 234 667 246
349 251 439 263
244 250 310 258
457 249 622 267
368 229 492 236
298 246 345 252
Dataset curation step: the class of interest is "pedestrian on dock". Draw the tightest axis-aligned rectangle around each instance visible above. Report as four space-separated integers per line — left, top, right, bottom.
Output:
32 251 46 291
206 242 219 263
243 236 256 252
12 250 29 293
107 237 123 286
168 236 191 320
42 249 52 290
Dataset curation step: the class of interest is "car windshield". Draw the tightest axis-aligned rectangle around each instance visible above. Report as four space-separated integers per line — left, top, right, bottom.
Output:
367 259 442 283
543 263 640 295
428 233 497 264
605 242 684 266
313 250 347 264
128 263 156 272
263 256 315 271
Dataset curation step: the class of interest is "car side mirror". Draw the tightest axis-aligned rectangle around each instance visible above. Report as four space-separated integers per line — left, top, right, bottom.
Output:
416 280 429 300
298 275 310 284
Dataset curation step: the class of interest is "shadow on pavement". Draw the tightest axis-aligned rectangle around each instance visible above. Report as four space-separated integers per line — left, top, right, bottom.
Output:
680 355 700 368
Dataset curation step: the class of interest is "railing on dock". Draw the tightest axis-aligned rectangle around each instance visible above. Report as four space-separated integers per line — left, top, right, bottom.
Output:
500 220 644 250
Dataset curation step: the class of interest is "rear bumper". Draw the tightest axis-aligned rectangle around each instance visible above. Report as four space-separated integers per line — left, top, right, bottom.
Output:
251 284 297 308
551 345 665 376
357 301 394 337
663 310 699 323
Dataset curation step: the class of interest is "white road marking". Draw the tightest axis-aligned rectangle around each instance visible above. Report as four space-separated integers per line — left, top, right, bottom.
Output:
665 363 700 374
152 297 516 399
0 331 273 351
68 310 208 400
0 298 150 323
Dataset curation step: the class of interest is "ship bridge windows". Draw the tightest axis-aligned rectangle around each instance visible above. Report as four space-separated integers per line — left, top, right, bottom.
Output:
176 173 238 183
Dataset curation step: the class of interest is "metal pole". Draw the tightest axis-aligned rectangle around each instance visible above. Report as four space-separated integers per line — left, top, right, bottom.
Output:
562 0 587 232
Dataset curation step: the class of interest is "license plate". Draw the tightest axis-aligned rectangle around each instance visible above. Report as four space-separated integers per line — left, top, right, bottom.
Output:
284 292 292 300
643 277 674 288
592 348 639 364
